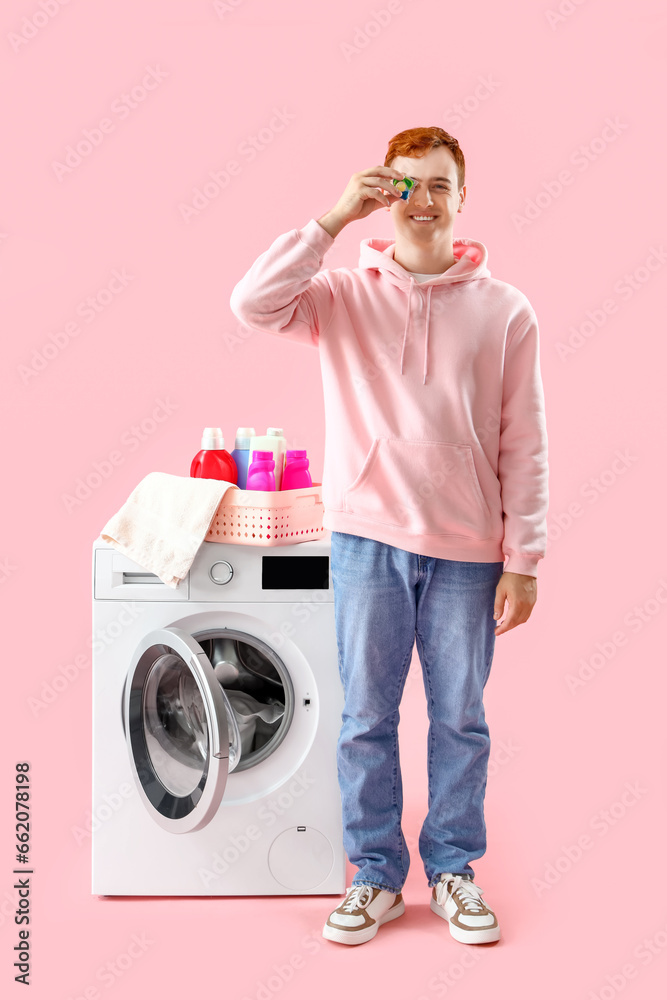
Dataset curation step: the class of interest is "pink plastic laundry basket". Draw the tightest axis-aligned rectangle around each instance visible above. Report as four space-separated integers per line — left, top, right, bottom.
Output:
206 483 325 546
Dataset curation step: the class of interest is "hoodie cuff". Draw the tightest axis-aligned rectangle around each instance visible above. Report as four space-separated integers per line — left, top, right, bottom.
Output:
503 553 540 578
297 218 336 258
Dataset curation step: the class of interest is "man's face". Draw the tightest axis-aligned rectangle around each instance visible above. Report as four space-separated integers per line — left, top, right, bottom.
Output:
387 146 465 242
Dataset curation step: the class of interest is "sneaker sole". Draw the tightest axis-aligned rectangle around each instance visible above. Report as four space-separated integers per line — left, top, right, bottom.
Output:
429 897 500 944
322 898 406 945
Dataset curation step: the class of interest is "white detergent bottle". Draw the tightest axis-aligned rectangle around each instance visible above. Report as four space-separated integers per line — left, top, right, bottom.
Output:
249 427 287 490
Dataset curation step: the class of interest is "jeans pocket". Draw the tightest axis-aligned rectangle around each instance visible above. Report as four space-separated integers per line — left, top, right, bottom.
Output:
342 437 493 539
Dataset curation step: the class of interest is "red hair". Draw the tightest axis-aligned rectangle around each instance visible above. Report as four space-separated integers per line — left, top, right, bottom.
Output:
384 126 465 190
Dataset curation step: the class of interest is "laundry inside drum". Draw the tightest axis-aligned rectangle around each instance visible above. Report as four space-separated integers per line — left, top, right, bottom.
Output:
142 652 209 797
197 631 293 771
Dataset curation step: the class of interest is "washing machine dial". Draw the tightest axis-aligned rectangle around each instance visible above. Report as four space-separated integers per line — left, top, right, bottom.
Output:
209 560 234 585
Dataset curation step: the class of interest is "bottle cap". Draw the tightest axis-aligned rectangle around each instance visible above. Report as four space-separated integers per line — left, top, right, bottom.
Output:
234 427 256 448
201 427 224 450
252 450 274 463
266 427 284 436
286 450 307 459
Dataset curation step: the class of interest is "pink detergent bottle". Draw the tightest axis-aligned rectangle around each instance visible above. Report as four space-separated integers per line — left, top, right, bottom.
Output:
246 450 276 491
281 449 312 490
190 427 238 483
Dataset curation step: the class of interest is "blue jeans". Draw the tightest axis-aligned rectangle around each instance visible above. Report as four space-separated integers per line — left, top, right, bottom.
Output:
330 530 505 893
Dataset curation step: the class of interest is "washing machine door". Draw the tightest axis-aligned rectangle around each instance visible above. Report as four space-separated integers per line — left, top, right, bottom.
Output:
124 627 241 834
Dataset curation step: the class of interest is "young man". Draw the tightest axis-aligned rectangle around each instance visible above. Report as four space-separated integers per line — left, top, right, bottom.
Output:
230 127 548 946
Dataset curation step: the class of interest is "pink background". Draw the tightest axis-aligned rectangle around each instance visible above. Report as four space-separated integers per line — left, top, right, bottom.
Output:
2 0 667 996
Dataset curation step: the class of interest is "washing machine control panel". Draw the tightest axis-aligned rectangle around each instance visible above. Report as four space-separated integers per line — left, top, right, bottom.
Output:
209 561 234 586
187 538 334 603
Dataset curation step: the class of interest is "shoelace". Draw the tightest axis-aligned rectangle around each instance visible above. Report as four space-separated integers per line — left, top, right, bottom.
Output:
435 875 486 912
341 885 374 913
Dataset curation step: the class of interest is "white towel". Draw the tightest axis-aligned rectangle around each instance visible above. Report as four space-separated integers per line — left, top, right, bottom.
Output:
99 471 238 588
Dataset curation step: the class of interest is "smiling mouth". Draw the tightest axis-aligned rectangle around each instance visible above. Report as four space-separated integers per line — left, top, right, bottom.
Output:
410 215 438 222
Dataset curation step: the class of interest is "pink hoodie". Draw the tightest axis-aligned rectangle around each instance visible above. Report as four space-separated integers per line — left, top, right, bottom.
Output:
230 217 549 577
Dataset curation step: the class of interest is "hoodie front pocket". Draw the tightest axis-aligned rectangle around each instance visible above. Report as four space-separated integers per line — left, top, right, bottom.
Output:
342 438 493 539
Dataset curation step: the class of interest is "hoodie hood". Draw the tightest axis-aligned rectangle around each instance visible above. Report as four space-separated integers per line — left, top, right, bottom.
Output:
359 235 491 384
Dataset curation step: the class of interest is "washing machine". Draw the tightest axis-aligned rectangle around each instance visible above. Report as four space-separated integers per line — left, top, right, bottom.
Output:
91 533 346 896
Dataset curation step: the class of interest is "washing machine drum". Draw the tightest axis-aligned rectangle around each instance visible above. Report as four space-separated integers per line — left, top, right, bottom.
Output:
209 636 282 690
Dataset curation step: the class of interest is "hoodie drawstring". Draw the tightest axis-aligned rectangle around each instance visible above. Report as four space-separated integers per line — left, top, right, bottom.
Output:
399 276 414 376
423 284 433 385
359 236 489 384
400 277 434 384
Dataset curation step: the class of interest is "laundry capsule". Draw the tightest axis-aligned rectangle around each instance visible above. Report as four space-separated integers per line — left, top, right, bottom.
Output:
392 176 416 201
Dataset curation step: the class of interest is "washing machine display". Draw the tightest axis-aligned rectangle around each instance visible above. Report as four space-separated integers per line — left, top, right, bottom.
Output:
261 554 330 590
92 536 346 896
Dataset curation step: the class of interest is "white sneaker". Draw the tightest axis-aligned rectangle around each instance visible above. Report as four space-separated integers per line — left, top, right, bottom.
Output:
430 873 500 944
323 884 405 945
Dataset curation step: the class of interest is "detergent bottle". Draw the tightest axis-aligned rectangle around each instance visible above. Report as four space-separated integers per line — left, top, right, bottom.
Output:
246 451 276 491
190 428 238 483
281 450 313 490
249 427 287 489
230 426 256 489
